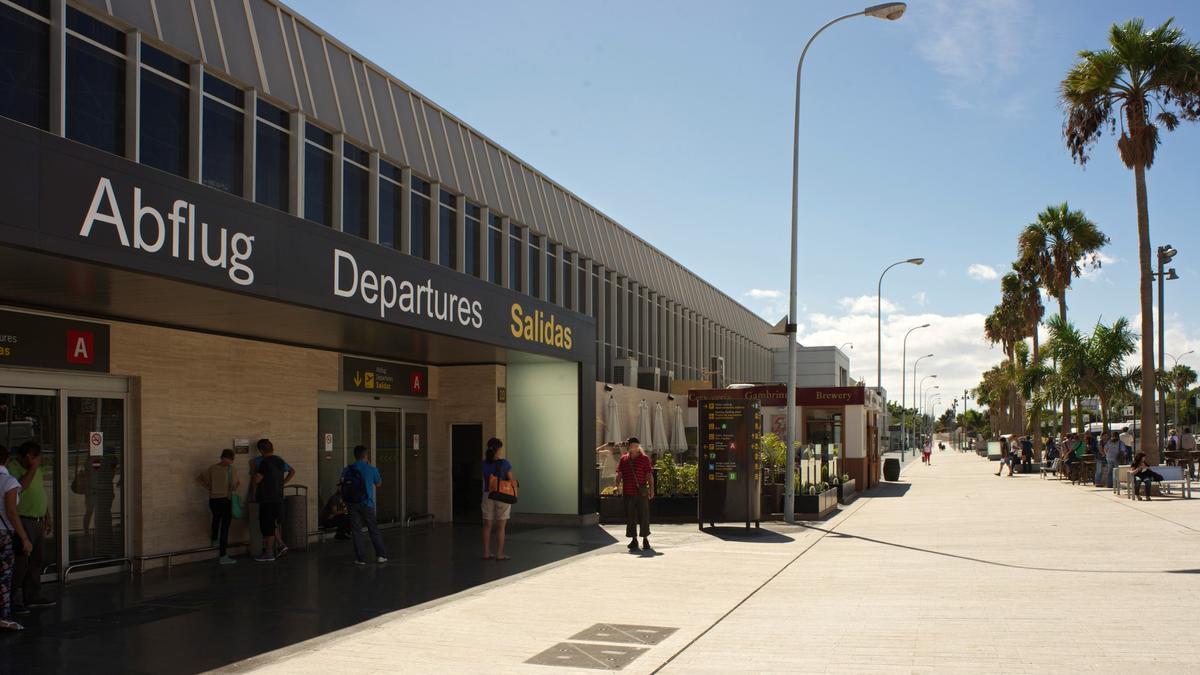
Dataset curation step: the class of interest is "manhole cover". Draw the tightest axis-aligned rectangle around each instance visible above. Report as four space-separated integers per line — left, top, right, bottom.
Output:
570 623 679 645
526 642 647 670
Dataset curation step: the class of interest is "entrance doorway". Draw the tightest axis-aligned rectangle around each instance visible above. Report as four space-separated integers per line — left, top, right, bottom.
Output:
317 400 428 526
451 424 483 522
0 382 127 581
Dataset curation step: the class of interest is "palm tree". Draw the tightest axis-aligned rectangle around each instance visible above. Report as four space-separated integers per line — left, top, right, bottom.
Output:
1062 18 1200 462
1045 315 1138 433
984 300 1025 434
1169 364 1197 430
1006 260 1046 451
1017 203 1108 438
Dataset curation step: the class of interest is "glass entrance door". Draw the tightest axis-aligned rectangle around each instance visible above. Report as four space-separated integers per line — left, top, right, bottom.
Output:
0 390 59 579
345 407 402 523
66 395 125 565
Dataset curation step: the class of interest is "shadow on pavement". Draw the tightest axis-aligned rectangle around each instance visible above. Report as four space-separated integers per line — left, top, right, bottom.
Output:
1 524 616 675
867 482 911 498
701 527 795 544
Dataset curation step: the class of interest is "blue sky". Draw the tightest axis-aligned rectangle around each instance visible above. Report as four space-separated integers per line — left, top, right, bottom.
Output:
289 0 1200 415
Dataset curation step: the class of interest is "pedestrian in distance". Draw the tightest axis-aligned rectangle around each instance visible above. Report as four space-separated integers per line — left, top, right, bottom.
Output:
1130 452 1161 501
1020 436 1034 474
922 442 931 466
5 441 55 614
481 437 516 560
615 436 654 552
1103 432 1123 488
1119 427 1135 464
196 448 240 564
339 445 387 565
251 439 292 562
995 437 1013 477
0 444 34 631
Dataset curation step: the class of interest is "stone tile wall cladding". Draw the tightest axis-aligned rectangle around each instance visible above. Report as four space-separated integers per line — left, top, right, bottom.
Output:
110 322 339 569
428 365 505 522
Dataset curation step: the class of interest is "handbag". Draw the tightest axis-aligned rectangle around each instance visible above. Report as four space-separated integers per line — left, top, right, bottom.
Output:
487 461 519 504
71 465 88 495
227 466 245 518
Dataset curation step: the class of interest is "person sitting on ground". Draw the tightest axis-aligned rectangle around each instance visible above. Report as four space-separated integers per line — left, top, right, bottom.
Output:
1129 452 1161 501
321 491 351 540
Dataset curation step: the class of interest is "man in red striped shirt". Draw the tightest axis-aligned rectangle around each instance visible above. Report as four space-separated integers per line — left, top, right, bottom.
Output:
615 437 654 552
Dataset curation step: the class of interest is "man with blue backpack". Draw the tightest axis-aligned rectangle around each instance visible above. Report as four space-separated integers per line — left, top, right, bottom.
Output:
339 445 387 565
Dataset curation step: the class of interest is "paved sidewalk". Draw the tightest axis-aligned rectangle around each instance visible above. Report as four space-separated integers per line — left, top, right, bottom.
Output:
226 451 1200 674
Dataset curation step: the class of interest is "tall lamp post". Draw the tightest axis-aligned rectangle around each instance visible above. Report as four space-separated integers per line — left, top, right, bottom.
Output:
919 376 937 444
962 390 971 450
899 324 930 461
911 355 933 454
924 390 941 442
783 2 908 524
1167 350 1194 430
1154 244 1178 450
877 257 925 388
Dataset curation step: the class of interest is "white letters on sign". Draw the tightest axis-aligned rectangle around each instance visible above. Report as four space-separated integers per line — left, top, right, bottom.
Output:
88 431 104 457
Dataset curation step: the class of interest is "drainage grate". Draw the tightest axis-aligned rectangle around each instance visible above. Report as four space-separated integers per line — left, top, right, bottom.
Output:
570 623 679 645
526 642 648 670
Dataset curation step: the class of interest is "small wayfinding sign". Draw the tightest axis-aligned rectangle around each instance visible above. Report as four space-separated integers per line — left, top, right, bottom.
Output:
88 431 104 457
698 399 762 529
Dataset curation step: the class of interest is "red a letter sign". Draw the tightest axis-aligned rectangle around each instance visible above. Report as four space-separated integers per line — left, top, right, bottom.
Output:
67 330 95 365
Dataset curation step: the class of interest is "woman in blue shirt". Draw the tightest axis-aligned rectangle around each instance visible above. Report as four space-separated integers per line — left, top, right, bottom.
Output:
481 438 514 560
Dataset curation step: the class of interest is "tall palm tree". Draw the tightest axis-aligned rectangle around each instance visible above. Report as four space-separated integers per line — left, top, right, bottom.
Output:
1017 203 1108 438
1169 364 1197 429
1062 18 1200 461
985 300 1024 434
1006 260 1046 450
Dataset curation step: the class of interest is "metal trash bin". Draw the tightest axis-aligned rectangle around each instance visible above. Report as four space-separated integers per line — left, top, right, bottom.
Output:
284 484 308 551
883 457 901 481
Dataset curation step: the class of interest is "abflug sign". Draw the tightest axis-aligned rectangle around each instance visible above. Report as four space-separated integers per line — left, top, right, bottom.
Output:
4 121 592 361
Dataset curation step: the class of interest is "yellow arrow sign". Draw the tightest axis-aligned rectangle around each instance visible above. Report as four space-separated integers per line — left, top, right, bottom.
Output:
353 371 362 387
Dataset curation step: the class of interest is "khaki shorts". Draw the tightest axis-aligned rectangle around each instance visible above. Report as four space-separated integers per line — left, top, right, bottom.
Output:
482 492 511 521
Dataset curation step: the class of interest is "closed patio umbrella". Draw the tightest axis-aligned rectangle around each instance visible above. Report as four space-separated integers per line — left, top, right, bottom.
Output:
653 402 669 456
670 404 688 452
604 395 623 444
636 399 653 452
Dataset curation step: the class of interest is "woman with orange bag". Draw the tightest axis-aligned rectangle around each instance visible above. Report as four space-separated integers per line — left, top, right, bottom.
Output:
481 438 516 560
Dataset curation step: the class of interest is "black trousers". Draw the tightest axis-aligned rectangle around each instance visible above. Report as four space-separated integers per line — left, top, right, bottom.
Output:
1134 475 1155 498
208 498 232 556
623 495 650 539
12 516 44 605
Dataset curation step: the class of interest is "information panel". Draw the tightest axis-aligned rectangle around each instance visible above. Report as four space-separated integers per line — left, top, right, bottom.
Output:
698 399 762 529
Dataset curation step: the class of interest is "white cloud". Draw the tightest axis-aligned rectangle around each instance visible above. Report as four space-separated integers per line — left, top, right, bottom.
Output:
745 288 782 299
913 291 928 306
967 263 999 281
913 0 1033 116
838 295 898 315
743 288 790 322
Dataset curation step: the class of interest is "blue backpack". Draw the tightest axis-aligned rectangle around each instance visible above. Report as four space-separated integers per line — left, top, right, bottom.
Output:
339 465 368 504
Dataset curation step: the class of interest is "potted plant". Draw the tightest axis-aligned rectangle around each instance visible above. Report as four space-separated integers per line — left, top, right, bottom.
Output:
793 480 838 518
836 473 856 504
758 433 789 513
650 453 698 522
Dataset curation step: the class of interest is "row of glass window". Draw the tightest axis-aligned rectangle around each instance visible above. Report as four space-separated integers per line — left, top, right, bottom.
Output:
0 0 769 379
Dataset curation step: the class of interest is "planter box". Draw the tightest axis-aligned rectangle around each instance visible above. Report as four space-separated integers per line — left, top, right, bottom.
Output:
598 495 698 525
761 483 783 514
836 479 857 504
794 488 838 520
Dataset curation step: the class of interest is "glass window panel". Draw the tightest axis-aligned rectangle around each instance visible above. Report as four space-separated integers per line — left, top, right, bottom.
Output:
0 5 50 130
378 178 401 249
304 143 332 226
304 122 332 148
66 36 125 155
140 43 188 82
11 0 50 18
201 97 243 195
66 7 124 52
528 236 541 298
509 228 523 291
438 202 455 268
139 69 188 176
343 140 368 166
380 159 402 183
202 73 242 107
563 258 573 308
255 120 288 211
67 396 125 564
256 98 288 127
410 190 430 260
546 250 556 303
342 160 369 239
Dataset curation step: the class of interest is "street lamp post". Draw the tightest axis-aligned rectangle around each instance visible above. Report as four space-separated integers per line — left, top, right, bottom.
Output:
1154 244 1178 451
919 377 937 444
899 324 930 461
962 389 971 450
783 2 907 524
912 356 933 452
1167 350 1194 430
924 390 941 443
876 257 925 389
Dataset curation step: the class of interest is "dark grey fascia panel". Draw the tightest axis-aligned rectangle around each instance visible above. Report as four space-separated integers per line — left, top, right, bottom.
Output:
294 23 338 123
156 0 203 58
110 0 157 37
248 0 298 107
213 0 261 89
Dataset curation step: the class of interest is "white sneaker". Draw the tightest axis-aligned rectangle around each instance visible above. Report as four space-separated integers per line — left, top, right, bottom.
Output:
376 556 388 563
0 619 24 631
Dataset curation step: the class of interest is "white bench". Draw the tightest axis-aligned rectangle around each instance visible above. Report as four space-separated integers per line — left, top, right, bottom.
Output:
1127 465 1191 499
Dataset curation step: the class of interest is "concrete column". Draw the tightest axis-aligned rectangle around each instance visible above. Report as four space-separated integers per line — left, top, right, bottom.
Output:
627 280 639 362
50 0 65 136
288 111 305 217
593 263 606 379
554 244 565 306
582 258 594 316
331 133 344 231
187 62 202 181
665 299 675 375
242 89 257 200
399 167 412 254
608 272 621 359
647 291 659 369
368 152 380 243
500 217 512 290
124 31 139 161
480 206 491 279
428 182 441 263
455 194 467 272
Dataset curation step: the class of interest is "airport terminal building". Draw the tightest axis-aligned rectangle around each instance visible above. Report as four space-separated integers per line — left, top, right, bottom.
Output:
0 0 779 577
